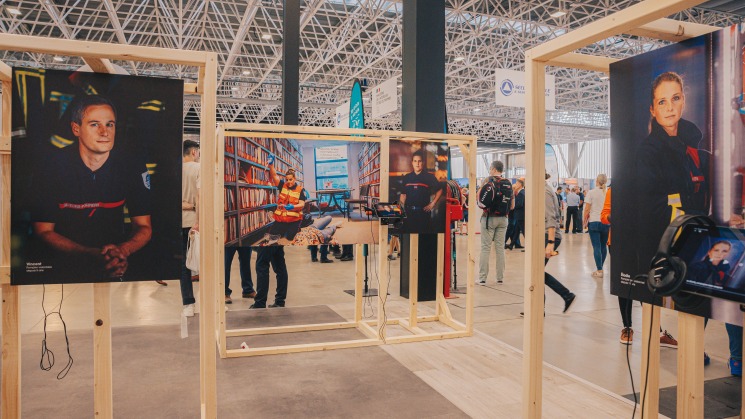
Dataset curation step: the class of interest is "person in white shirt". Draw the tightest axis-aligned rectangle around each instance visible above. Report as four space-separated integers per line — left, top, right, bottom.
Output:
583 174 609 277
180 140 200 316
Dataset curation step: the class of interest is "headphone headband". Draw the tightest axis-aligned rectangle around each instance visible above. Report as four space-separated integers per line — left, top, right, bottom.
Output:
653 215 715 262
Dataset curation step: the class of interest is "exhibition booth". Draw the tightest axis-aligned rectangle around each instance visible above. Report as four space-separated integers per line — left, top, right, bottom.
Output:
0 0 743 417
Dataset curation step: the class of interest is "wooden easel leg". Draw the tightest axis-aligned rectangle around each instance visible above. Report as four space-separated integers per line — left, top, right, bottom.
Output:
1 284 21 418
677 311 704 418
640 303 661 418
93 282 113 419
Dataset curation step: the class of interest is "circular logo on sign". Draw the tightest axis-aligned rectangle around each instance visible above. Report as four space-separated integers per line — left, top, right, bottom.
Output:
500 79 514 96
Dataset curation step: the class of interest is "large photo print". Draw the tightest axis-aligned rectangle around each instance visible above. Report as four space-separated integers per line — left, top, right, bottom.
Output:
11 68 183 285
610 23 745 325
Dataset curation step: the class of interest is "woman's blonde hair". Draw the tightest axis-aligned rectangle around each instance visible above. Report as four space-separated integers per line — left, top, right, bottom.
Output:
596 173 608 190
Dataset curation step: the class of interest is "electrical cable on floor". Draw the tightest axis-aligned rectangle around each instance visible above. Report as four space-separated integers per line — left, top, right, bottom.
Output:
624 280 637 419
370 218 387 341
640 288 657 419
40 284 74 379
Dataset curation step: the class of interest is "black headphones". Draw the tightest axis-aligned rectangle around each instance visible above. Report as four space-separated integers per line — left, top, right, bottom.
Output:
646 214 715 296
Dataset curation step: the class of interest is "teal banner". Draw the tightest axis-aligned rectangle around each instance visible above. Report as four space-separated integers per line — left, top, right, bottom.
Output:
349 79 365 129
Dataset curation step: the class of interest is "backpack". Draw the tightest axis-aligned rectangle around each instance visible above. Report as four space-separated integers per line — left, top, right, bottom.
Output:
477 176 512 216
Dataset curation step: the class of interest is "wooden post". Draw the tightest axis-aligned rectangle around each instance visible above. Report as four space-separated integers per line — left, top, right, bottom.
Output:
522 53 547 419
465 142 477 335
408 234 419 328
93 283 113 418
640 303 661 418
0 64 21 418
198 53 219 419
217 125 227 358
677 312 705 418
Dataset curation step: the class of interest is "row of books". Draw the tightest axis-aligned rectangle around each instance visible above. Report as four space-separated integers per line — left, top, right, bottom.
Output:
365 184 380 199
228 136 303 171
239 166 272 186
359 169 380 186
225 158 236 182
239 211 272 237
225 217 237 243
225 137 237 155
239 186 277 209
358 143 380 170
225 187 236 212
235 139 271 166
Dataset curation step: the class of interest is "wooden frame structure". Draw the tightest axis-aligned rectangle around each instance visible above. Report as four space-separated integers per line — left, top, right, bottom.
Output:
216 123 477 357
521 0 743 417
0 34 218 418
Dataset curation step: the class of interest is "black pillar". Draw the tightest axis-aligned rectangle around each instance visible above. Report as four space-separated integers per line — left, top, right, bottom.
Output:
399 0 445 302
282 0 300 126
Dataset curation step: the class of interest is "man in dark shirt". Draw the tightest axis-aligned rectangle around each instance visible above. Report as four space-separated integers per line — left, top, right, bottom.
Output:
32 96 152 281
399 150 443 233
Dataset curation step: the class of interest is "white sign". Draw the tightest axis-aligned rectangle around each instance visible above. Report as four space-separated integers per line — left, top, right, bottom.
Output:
494 69 556 110
371 76 398 119
315 145 348 161
335 101 350 128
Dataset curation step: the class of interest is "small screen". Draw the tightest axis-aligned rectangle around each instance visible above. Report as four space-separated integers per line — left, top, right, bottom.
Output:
374 202 405 219
671 225 745 304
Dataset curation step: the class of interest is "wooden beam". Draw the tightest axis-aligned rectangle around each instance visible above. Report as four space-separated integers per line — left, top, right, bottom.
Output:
640 304 661 418
522 54 547 419
82 57 116 74
184 83 199 95
0 61 11 82
627 18 719 42
547 53 617 73
0 33 210 67
1 284 21 418
529 0 705 62
93 283 113 419
677 312 705 418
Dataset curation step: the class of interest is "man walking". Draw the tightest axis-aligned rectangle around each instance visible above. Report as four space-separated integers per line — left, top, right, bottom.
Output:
565 187 581 233
478 161 511 285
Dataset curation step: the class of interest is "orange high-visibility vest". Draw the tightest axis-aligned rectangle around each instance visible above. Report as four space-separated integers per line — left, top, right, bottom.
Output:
274 182 303 223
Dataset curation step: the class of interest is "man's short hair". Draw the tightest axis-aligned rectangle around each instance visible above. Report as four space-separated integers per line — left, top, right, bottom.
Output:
490 160 504 173
516 179 524 187
70 95 117 125
183 140 200 156
412 150 425 161
557 186 563 191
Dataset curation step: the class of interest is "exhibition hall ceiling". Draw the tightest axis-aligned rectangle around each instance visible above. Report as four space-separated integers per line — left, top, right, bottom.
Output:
0 0 740 146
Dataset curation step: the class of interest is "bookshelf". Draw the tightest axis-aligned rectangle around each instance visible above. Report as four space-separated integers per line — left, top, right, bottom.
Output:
224 136 304 246
357 142 381 205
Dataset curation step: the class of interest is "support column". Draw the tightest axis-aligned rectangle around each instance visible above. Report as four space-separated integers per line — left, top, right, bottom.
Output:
400 0 445 302
282 0 300 126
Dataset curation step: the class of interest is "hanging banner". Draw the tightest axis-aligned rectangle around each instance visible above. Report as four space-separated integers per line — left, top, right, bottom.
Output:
545 144 559 190
371 76 398 119
349 80 365 130
495 69 556 110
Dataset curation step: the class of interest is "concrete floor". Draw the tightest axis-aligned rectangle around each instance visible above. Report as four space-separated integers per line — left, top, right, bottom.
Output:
6 225 736 410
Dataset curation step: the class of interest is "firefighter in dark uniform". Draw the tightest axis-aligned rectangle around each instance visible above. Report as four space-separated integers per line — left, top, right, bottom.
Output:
400 150 443 233
32 95 152 281
636 71 710 279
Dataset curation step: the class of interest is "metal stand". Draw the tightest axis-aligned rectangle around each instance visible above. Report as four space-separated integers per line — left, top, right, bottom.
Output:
345 244 378 297
450 227 466 295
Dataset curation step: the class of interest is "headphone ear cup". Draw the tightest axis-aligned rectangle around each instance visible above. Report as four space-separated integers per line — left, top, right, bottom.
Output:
647 256 687 296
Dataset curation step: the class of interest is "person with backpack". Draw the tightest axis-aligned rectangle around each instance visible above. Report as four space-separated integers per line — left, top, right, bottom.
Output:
477 160 513 285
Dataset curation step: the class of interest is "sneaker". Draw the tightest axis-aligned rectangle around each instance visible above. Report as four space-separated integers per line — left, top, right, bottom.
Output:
387 254 397 261
704 352 710 366
620 327 633 345
477 279 486 286
268 303 285 308
183 304 195 317
591 270 604 278
729 358 742 377
249 303 265 309
311 257 319 262
266 234 281 245
659 330 678 348
242 291 257 298
225 295 232 304
155 280 168 286
563 293 576 313
497 279 503 284
340 255 353 261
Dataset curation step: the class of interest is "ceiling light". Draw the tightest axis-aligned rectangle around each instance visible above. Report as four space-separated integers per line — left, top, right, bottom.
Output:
242 70 251 75
550 10 567 18
220 110 227 114
53 56 65 62
231 86 239 91
474 108 481 112
396 84 402 88
262 33 272 40
453 56 465 62
600 75 609 80
7 7 21 15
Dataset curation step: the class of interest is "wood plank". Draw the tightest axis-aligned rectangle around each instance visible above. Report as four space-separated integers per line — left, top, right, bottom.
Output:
225 321 358 337
1 284 21 418
0 33 211 66
0 61 11 82
523 55 547 419
225 338 381 357
409 234 419 328
0 135 10 153
82 57 116 74
198 52 218 419
529 0 706 62
677 312 704 418
465 141 477 336
547 53 616 73
93 282 113 419
184 83 199 94
1 79 10 284
226 131 383 143
640 304 661 418
217 125 228 359
627 18 718 42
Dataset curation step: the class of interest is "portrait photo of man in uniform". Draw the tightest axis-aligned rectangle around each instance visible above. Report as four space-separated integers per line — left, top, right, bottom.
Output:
11 68 183 285
389 141 448 234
